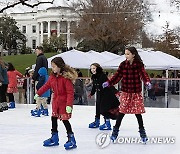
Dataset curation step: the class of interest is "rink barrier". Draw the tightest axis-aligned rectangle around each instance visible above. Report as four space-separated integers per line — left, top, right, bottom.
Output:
16 77 180 108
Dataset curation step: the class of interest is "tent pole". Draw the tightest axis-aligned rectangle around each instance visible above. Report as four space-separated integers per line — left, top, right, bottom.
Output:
165 70 169 108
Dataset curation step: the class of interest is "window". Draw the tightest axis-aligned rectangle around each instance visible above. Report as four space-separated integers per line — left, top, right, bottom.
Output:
32 25 36 33
32 39 36 49
22 26 26 33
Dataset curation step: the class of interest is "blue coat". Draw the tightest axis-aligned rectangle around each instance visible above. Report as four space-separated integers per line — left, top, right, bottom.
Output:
36 67 50 97
0 64 9 85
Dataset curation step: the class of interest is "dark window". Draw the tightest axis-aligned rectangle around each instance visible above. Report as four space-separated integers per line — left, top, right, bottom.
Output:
32 40 36 49
32 25 36 33
22 26 26 33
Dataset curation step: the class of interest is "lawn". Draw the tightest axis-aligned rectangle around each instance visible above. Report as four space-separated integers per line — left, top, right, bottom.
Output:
2 53 162 77
2 53 57 74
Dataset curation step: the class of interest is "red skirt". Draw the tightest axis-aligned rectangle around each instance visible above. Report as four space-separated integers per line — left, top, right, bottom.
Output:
52 112 72 120
119 92 145 114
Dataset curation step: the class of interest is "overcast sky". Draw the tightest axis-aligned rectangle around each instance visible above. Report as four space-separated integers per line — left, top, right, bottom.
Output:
0 0 180 36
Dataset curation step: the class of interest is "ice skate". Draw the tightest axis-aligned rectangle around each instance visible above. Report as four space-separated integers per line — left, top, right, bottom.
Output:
99 119 111 130
8 102 15 109
43 132 59 147
64 133 77 150
139 128 148 144
110 126 119 142
2 102 8 110
89 118 100 128
42 108 49 116
31 109 41 117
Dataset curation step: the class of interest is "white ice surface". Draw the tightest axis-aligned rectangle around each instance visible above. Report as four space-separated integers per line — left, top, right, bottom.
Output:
0 104 180 154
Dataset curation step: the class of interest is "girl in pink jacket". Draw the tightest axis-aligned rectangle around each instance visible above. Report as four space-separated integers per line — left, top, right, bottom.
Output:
7 63 23 108
35 57 78 150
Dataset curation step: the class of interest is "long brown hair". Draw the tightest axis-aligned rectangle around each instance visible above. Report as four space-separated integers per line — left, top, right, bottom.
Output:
126 46 144 65
90 63 103 74
51 57 78 83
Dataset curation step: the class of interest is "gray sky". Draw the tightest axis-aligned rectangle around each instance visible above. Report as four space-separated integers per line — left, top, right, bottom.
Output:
0 0 179 35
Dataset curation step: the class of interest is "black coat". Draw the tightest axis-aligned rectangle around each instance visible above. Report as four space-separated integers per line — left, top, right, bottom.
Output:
90 72 119 117
32 53 48 81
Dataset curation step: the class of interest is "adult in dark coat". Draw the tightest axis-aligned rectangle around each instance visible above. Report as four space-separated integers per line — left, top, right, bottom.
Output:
89 63 119 130
31 46 48 104
32 46 48 81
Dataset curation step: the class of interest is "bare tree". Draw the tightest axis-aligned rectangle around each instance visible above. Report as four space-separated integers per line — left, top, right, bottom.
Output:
154 22 180 58
0 0 55 13
71 0 151 52
171 0 180 5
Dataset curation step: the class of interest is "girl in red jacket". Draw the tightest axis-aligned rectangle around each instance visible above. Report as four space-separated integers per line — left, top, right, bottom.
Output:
103 47 151 143
34 57 78 150
7 63 23 108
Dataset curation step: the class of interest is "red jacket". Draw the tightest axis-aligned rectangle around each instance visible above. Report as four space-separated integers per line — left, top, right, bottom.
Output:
37 74 74 119
109 60 150 93
7 70 23 88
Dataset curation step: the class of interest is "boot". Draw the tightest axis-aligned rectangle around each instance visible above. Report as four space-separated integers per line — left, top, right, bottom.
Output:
64 133 77 150
2 102 8 110
89 117 100 128
139 127 148 143
99 118 111 130
0 104 3 112
9 102 15 109
43 132 59 147
31 109 41 117
110 126 119 142
42 108 49 116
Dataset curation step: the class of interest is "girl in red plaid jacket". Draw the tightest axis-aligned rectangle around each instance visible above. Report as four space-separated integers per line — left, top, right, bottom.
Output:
103 46 151 143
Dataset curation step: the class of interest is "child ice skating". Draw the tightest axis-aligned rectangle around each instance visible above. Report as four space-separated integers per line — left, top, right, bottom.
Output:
34 57 78 150
7 62 23 108
89 63 119 130
31 67 50 117
103 47 151 143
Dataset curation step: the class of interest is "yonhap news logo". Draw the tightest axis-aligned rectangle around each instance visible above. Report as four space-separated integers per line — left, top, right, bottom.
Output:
96 133 111 148
95 133 175 148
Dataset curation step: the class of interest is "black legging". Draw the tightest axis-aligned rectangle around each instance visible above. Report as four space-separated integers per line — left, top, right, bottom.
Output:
0 84 8 103
114 113 144 129
51 116 73 134
7 93 15 102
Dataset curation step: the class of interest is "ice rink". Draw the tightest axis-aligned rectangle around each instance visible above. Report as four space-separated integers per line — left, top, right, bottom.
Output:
0 104 180 154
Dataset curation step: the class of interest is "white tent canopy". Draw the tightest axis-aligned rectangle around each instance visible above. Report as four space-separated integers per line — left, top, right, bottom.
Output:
101 51 121 59
47 49 92 69
84 50 106 64
32 49 121 69
84 50 120 64
101 49 180 70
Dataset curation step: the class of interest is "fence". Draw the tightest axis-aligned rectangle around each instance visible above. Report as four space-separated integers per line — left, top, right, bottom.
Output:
16 77 180 108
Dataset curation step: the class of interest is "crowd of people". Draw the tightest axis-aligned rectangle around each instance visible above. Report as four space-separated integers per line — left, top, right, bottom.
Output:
0 46 158 150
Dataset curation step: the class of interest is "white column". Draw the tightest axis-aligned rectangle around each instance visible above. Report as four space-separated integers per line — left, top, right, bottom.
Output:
37 23 40 46
40 22 43 44
48 21 51 38
67 21 71 48
57 21 60 37
75 21 78 46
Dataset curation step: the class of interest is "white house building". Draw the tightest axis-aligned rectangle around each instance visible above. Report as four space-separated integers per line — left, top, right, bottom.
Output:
8 6 80 50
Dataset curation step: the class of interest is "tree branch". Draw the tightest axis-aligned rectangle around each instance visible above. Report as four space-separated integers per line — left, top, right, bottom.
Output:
0 0 55 13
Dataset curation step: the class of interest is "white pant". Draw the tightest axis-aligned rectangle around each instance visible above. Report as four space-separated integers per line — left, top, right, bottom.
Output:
36 97 48 109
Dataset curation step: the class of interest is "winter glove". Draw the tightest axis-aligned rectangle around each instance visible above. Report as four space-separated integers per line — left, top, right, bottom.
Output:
102 81 109 88
66 106 72 114
34 94 39 100
146 82 152 90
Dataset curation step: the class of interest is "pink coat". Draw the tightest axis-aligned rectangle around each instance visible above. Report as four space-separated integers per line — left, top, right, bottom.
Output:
7 70 23 93
37 74 74 120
